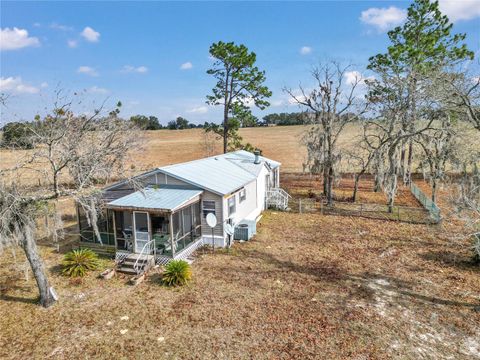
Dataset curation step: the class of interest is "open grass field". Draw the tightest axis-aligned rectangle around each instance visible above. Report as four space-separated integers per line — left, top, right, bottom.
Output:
0 125 360 183
1 127 479 359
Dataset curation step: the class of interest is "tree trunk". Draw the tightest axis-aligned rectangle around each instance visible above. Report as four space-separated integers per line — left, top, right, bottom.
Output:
327 166 334 206
431 178 437 204
223 109 228 154
405 139 414 185
373 176 381 192
352 172 363 202
22 231 56 308
400 142 406 178
405 77 417 185
323 168 328 197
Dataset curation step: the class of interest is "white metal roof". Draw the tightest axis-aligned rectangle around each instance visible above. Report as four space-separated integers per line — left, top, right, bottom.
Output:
222 150 280 176
106 185 203 212
156 151 280 196
157 155 257 195
229 150 281 169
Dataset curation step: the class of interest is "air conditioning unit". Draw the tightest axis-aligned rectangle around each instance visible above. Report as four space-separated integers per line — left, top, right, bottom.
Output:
234 224 249 241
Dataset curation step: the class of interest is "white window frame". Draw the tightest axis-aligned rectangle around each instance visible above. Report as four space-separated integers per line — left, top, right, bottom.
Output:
228 196 236 216
239 188 246 203
202 200 216 218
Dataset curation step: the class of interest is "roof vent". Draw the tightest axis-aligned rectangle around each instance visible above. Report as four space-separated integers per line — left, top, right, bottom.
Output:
254 150 261 164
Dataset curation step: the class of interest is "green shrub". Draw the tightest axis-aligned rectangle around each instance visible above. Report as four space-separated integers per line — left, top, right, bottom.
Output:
1 122 34 149
62 249 100 277
162 260 192 286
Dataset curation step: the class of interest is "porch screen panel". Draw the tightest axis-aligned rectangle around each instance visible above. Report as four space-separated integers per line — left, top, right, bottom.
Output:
115 211 133 240
78 206 115 245
193 202 201 226
182 206 192 235
78 205 94 243
172 212 183 240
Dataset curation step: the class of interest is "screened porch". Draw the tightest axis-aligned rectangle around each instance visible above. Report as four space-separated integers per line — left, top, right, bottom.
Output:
77 185 204 259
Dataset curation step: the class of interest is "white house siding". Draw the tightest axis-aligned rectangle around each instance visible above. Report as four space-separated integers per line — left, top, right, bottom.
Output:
200 190 224 240
257 165 269 211
223 179 258 226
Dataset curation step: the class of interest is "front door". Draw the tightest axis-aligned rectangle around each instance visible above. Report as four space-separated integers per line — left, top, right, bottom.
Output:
133 211 150 253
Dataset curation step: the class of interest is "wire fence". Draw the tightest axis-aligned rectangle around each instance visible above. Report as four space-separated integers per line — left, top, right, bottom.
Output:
292 196 437 224
410 182 441 223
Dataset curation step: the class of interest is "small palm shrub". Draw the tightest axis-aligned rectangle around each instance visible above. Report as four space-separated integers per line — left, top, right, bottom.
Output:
62 249 100 277
162 260 192 286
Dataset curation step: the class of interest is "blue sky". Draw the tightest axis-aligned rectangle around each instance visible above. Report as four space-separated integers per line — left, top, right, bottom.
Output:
1 1 479 126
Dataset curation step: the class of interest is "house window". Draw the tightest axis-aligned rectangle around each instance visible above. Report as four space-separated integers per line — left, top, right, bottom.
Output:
228 196 236 216
239 188 246 203
203 200 216 218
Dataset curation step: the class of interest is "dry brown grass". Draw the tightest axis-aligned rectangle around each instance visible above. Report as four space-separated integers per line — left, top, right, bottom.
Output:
0 125 361 184
1 183 479 359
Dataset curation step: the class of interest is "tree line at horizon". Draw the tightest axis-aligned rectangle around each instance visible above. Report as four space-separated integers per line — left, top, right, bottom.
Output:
0 111 315 148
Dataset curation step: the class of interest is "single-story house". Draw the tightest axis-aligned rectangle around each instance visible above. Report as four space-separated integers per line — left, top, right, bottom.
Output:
76 150 289 273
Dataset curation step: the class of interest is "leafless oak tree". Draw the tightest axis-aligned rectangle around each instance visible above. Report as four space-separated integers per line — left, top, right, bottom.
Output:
0 92 141 307
285 62 368 205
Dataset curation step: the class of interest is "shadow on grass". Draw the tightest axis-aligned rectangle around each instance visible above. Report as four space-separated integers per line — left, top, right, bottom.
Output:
241 249 480 311
49 264 63 275
0 294 39 305
420 250 479 272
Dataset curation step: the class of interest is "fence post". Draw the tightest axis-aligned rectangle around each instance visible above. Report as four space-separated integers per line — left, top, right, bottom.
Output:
397 206 400 221
299 199 302 214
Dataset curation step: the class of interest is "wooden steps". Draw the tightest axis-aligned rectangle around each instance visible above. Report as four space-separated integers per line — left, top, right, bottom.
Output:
117 254 155 275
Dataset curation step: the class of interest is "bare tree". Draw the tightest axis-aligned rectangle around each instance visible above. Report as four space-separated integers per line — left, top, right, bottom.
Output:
442 71 480 131
286 62 367 205
202 130 218 157
415 112 455 203
0 93 141 307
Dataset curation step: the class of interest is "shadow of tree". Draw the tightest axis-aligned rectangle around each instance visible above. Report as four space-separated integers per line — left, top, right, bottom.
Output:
0 294 39 305
420 250 479 272
239 249 480 311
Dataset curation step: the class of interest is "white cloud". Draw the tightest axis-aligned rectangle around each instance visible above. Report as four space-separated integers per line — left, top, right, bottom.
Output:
270 99 285 107
50 23 73 31
360 6 407 32
67 39 78 48
180 62 193 70
121 65 148 74
77 66 98 77
438 0 480 22
81 26 100 42
87 86 109 94
0 27 40 51
344 71 375 86
0 76 39 94
300 46 312 55
186 105 208 114
40 82 48 88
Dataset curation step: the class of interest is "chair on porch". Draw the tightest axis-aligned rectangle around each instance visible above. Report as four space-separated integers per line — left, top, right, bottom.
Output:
153 233 170 255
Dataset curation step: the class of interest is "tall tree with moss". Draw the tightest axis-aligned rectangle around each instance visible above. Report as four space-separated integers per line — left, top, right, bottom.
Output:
206 41 271 153
367 0 474 184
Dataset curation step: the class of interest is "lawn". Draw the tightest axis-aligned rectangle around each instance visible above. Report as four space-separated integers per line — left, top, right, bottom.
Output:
1 202 479 359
